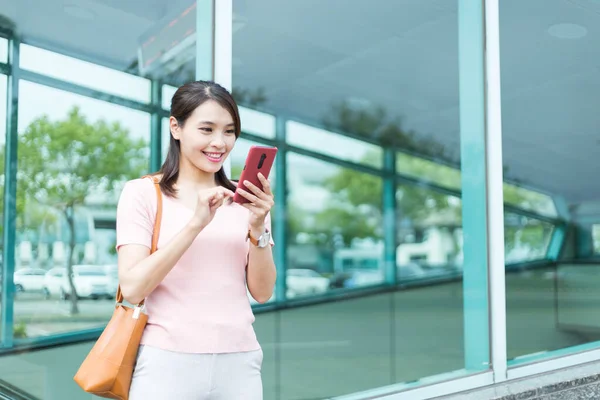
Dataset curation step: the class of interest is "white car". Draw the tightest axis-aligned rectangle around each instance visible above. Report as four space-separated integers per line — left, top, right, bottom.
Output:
13 268 48 293
246 268 331 304
43 265 117 300
286 268 330 298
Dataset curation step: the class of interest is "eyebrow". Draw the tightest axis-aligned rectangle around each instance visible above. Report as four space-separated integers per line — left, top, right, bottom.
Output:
199 121 235 127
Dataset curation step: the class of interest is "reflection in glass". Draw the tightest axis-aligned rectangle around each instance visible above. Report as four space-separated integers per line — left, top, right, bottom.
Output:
397 152 461 190
19 45 151 103
501 0 600 363
162 84 177 111
287 153 384 296
161 117 170 164
240 106 276 138
14 81 149 338
593 225 600 254
0 74 6 335
504 214 553 264
504 184 557 218
0 37 7 63
393 185 465 382
396 186 463 281
287 121 382 168
556 263 600 340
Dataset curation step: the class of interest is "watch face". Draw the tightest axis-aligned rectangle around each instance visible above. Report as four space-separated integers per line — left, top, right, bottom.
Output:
258 232 270 247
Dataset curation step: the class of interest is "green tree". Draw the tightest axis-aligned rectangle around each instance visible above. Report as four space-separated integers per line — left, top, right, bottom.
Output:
17 107 148 314
322 101 447 158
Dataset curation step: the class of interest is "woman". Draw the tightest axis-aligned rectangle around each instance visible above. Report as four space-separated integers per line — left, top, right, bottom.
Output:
116 80 276 399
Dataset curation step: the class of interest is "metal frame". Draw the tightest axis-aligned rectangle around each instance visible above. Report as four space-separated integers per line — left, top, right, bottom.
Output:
484 0 508 383
0 35 19 349
332 371 495 400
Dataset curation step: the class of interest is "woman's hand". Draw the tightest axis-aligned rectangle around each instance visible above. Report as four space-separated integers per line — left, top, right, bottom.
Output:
236 173 274 233
190 186 235 230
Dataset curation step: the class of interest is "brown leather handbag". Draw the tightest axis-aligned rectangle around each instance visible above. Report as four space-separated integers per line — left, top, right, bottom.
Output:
74 176 162 400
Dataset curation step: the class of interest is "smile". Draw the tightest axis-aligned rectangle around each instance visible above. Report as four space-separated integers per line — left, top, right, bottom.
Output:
203 152 224 162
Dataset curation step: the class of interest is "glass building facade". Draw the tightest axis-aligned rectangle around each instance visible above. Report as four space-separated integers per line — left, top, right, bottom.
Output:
0 1 600 399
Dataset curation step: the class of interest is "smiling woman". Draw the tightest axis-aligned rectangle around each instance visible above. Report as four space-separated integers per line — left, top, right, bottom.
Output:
159 81 241 196
116 80 276 399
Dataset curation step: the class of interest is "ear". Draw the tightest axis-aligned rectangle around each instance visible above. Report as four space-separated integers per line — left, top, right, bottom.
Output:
169 116 181 140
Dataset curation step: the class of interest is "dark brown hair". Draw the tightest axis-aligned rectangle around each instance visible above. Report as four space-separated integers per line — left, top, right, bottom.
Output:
157 80 240 197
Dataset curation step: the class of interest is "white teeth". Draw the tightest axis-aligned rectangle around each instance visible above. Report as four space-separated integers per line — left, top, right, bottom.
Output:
204 152 223 158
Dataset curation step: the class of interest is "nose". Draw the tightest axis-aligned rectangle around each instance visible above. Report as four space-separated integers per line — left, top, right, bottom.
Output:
210 133 226 149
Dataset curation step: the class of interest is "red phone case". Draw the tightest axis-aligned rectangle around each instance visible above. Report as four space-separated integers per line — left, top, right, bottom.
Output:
233 145 278 204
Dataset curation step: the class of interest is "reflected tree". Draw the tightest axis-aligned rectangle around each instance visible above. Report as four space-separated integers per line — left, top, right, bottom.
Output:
232 87 268 107
322 100 448 159
17 107 147 314
318 100 552 257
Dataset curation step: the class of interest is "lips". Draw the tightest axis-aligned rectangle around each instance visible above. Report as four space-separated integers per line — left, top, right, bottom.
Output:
203 152 224 162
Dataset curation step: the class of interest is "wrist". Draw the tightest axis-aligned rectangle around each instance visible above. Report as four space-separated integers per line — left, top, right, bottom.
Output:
186 219 206 234
249 223 266 238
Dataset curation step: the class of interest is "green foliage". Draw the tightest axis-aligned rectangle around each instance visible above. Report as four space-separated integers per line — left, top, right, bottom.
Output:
14 106 148 314
17 107 148 206
322 100 448 159
13 321 27 339
324 165 383 209
231 163 244 181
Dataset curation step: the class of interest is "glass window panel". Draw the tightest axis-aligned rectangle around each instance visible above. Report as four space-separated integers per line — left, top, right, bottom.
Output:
504 214 553 264
593 225 600 254
287 153 384 295
0 74 6 338
396 185 463 280
396 152 461 190
0 38 7 63
20 44 150 103
556 263 600 335
287 121 382 168
14 80 150 338
504 183 557 218
0 73 6 140
240 106 276 138
394 185 464 381
161 117 170 164
501 0 598 363
235 0 488 396
162 84 177 111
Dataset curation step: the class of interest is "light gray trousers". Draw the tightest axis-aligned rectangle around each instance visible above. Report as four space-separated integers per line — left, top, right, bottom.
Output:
128 345 263 400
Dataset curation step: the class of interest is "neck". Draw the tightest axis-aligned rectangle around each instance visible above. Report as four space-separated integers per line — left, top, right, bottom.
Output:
177 159 217 189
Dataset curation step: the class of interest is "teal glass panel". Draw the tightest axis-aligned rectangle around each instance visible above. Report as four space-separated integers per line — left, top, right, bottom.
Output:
501 0 600 364
234 0 489 398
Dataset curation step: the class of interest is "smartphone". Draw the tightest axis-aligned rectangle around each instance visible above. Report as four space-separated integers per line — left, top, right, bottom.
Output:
233 145 278 204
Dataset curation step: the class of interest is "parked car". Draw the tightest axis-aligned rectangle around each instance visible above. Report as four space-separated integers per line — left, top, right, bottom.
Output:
13 268 48 293
286 268 330 298
43 265 117 300
247 268 331 304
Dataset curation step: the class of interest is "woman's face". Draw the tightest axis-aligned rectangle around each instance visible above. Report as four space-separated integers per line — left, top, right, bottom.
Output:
170 100 237 175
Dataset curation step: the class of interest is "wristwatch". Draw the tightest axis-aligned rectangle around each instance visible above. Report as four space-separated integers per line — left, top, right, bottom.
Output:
248 229 271 248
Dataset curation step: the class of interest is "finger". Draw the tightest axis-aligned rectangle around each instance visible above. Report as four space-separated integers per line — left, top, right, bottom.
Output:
243 180 269 200
220 187 235 198
236 187 262 204
208 191 224 203
241 202 267 216
258 174 273 196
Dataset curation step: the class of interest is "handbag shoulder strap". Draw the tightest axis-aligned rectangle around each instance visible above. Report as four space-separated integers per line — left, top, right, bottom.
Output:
146 175 163 254
115 175 163 305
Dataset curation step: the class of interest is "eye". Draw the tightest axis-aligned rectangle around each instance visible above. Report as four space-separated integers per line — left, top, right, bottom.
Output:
225 129 236 135
200 127 212 133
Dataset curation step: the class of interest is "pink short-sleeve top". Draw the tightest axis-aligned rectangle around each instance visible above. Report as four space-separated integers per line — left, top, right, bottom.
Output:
115 177 272 354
